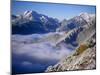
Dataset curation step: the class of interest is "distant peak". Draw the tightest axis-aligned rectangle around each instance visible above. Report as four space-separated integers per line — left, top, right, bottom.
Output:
23 10 38 16
79 12 89 16
24 11 30 15
79 12 95 18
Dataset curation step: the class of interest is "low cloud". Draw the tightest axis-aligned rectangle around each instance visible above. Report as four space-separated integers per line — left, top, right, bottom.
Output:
12 42 71 60
12 34 73 73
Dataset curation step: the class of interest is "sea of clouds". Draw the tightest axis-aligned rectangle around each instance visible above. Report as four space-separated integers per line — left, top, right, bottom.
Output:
12 33 73 73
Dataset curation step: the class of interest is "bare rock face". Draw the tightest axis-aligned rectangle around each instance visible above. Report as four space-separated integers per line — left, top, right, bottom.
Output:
45 17 96 72
45 45 96 72
45 35 96 72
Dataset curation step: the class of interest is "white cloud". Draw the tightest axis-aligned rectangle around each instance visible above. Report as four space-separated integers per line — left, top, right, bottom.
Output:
12 34 72 61
12 34 74 73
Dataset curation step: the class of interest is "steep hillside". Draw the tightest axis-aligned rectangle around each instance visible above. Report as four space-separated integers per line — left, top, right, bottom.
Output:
45 35 96 72
45 23 96 72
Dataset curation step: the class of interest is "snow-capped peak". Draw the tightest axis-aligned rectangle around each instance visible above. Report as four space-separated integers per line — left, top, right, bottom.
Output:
23 10 37 16
23 11 30 16
79 12 89 16
79 13 95 23
79 12 95 19
23 10 36 21
80 13 90 19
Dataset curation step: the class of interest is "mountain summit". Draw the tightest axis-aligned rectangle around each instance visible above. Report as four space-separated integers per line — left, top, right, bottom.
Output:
57 13 95 32
12 10 60 34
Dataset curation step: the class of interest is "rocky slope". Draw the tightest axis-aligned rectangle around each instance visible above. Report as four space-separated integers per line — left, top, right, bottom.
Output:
45 25 96 72
46 46 96 72
45 41 96 72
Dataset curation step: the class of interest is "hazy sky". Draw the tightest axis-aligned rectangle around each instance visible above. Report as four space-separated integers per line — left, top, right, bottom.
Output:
12 1 96 20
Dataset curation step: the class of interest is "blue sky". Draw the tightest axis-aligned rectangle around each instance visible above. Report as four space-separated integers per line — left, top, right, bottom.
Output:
12 1 96 20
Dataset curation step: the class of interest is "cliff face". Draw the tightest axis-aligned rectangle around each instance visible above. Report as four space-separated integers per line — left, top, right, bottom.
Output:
45 34 96 72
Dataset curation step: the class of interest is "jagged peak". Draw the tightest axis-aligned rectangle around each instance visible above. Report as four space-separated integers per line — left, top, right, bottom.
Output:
24 10 30 15
79 12 89 16
23 10 38 18
79 12 95 18
24 10 37 14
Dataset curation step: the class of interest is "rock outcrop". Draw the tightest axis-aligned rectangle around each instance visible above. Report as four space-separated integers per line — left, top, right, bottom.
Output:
45 33 96 72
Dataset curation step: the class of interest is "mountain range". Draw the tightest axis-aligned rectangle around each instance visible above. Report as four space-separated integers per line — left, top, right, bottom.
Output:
12 11 95 35
12 11 60 34
12 11 96 74
12 11 95 47
57 13 95 32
